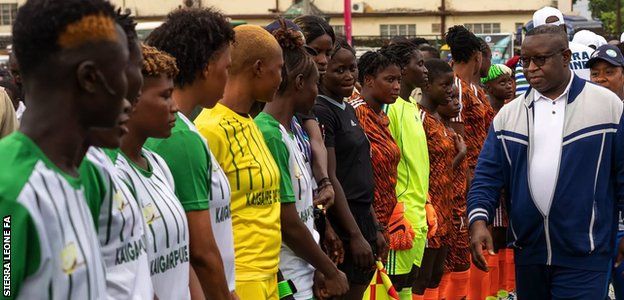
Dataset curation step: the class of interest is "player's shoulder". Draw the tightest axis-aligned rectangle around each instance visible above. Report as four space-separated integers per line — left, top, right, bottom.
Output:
0 133 47 201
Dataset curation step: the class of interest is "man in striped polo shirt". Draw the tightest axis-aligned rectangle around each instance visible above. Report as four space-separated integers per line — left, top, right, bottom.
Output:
0 0 130 298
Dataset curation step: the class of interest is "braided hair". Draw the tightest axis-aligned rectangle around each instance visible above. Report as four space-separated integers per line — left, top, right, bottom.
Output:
357 49 400 84
141 44 179 78
270 18 317 95
331 36 355 58
445 25 481 63
382 41 419 69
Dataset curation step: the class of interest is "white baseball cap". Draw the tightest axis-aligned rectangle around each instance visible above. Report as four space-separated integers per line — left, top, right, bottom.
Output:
620 32 624 43
533 6 565 27
596 35 608 47
572 30 598 48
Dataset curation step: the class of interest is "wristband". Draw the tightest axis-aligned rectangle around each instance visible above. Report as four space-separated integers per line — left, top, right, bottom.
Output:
317 177 331 186
278 280 293 299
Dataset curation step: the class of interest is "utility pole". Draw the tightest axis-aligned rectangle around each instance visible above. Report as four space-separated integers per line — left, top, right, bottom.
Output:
344 0 352 45
440 0 446 38
617 0 622 35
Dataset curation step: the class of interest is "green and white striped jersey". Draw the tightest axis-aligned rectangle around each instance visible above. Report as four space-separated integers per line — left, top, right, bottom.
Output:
146 112 235 291
0 132 106 299
255 113 318 299
80 147 153 299
111 148 190 300
278 123 318 299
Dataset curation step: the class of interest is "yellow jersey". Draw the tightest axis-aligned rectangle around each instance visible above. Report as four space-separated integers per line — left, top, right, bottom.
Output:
195 103 281 281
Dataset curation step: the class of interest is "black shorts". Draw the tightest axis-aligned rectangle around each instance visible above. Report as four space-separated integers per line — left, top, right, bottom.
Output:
330 202 378 285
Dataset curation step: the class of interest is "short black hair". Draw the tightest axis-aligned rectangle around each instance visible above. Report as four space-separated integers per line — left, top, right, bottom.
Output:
146 7 235 88
293 15 336 45
331 36 355 58
115 9 138 47
382 41 419 68
12 0 116 76
525 25 569 48
418 45 440 59
425 58 453 83
410 37 430 47
357 49 400 83
388 36 410 46
445 25 481 63
479 38 491 55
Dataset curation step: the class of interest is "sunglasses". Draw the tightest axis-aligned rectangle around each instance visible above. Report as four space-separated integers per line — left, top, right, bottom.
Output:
519 48 567 68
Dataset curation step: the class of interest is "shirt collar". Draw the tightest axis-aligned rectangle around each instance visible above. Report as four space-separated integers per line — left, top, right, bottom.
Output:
318 94 346 110
533 74 574 103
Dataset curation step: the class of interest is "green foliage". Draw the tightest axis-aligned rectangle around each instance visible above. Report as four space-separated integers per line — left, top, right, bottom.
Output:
589 0 622 34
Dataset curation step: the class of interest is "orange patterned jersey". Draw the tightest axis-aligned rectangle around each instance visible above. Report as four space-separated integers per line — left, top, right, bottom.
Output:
451 76 494 170
349 98 401 228
420 104 454 248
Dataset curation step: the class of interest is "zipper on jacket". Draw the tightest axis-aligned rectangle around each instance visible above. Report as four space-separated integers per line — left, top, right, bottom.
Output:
509 219 521 249
589 203 596 253
525 103 559 266
544 215 552 265
589 133 606 253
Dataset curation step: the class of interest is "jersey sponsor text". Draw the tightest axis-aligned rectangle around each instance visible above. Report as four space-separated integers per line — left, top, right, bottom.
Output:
245 189 280 206
150 245 189 275
115 238 147 265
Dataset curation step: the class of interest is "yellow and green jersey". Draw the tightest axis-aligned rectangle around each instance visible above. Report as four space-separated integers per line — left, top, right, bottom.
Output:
195 103 281 282
0 132 106 299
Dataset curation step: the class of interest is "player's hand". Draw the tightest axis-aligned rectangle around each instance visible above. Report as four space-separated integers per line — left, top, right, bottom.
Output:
615 237 624 270
375 230 389 265
323 222 344 265
349 233 374 270
323 268 349 297
453 133 467 155
313 270 329 300
469 220 495 272
230 291 239 300
425 203 438 238
314 183 335 209
387 202 415 250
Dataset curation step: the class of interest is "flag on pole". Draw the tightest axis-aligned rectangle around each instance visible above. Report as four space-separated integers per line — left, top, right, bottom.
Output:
363 261 400 300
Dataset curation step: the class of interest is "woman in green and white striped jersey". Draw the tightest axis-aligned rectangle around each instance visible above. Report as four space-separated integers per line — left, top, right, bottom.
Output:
112 44 192 300
0 0 129 298
78 11 155 299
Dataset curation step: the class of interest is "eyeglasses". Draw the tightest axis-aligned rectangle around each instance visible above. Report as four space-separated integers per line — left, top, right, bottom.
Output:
519 49 567 68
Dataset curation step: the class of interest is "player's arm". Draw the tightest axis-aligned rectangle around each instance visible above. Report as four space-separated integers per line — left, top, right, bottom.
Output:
302 118 334 208
467 126 505 271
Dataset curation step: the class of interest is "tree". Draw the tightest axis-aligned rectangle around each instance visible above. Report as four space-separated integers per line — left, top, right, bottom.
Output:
589 0 622 35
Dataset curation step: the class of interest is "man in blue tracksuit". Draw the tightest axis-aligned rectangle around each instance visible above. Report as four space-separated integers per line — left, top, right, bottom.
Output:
467 24 624 299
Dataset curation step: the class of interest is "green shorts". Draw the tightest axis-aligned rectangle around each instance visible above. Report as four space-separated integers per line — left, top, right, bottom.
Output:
385 226 428 276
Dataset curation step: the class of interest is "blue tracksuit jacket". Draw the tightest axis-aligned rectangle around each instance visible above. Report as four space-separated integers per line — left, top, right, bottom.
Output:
467 75 624 271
